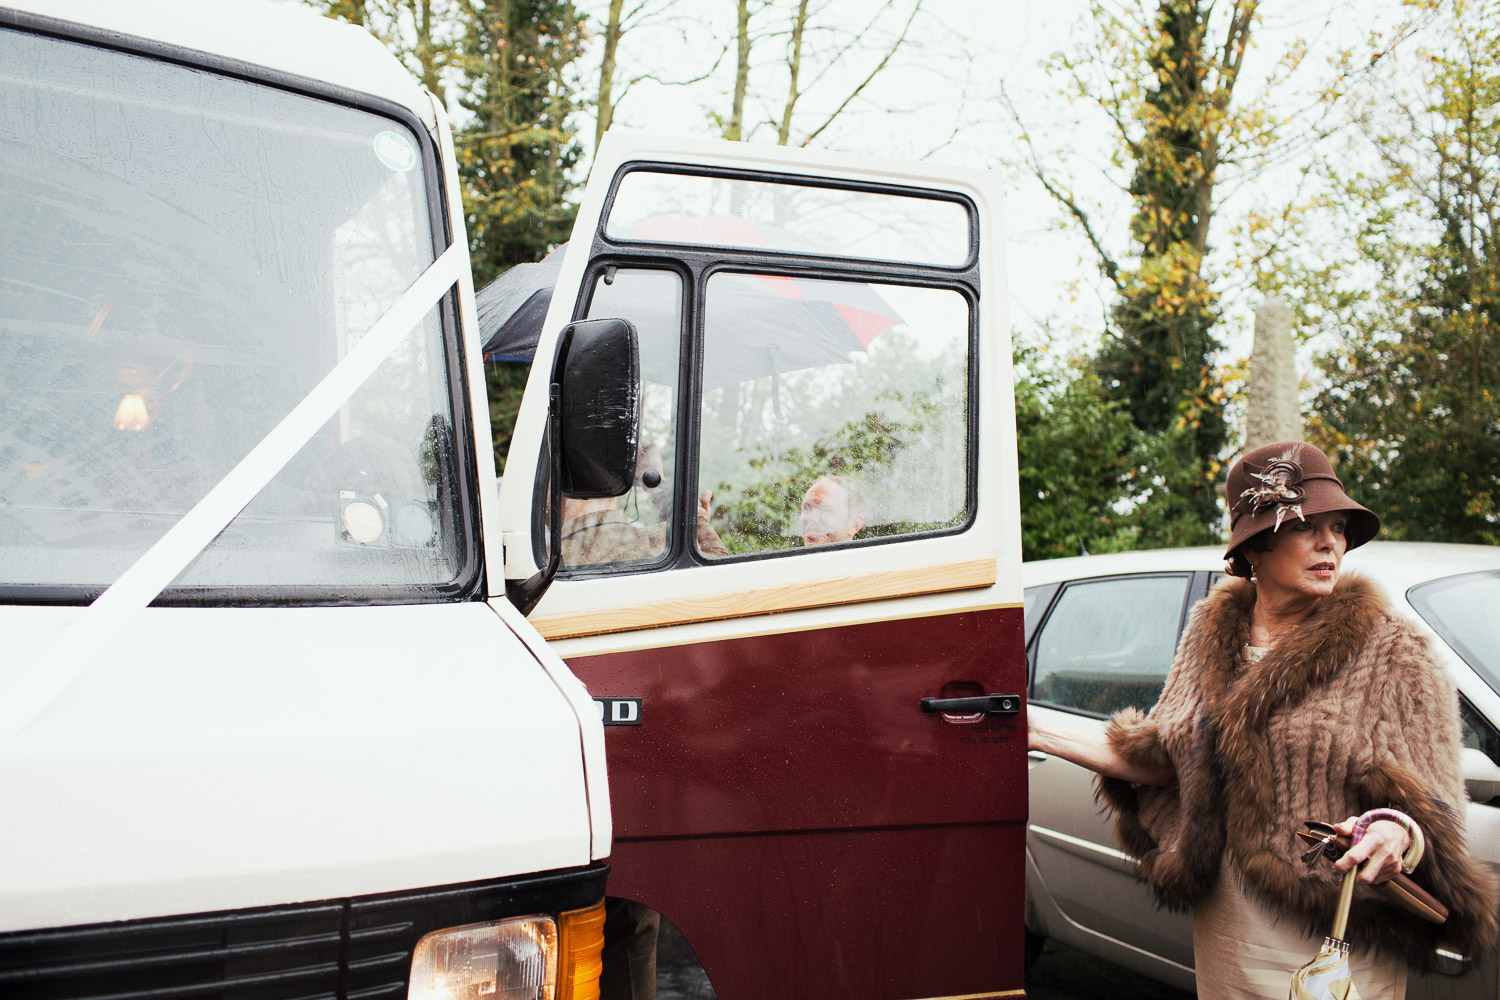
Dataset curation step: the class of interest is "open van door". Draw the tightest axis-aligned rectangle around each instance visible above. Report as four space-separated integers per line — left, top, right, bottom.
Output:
499 132 1027 1000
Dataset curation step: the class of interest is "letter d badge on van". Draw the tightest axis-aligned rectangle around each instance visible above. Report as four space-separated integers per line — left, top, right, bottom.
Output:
595 698 642 726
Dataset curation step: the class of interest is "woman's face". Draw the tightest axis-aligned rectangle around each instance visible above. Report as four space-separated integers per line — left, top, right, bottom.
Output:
1249 510 1350 603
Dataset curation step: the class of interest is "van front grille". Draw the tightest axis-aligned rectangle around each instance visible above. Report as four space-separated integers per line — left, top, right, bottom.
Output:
0 865 607 1000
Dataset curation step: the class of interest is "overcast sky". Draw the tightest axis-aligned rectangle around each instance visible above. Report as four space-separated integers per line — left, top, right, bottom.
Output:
576 0 1411 370
578 1 1090 345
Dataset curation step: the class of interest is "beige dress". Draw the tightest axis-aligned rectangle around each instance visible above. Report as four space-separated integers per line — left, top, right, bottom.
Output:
1192 646 1408 999
1194 859 1406 999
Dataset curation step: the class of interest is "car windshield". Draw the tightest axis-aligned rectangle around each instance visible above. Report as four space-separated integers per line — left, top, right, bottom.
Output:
1409 571 1500 696
0 27 470 602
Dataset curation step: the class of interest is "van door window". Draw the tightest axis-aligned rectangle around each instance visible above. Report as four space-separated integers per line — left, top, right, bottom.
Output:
1030 575 1193 715
552 167 977 578
698 275 968 555
605 170 971 267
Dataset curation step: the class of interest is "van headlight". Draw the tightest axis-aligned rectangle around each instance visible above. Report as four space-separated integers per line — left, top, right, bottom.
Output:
408 903 605 1000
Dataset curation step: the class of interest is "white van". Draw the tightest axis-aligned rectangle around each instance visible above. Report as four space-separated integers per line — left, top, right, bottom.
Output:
0 3 614 996
0 3 1030 998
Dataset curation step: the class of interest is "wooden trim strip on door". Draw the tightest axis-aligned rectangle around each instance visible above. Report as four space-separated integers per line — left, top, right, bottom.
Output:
530 558 998 640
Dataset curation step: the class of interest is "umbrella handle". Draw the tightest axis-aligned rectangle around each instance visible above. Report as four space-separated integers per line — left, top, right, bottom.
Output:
1331 865 1360 940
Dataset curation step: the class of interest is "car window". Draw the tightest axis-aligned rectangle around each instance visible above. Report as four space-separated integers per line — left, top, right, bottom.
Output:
1409 571 1500 698
1460 697 1500 768
1023 582 1059 646
1030 575 1192 716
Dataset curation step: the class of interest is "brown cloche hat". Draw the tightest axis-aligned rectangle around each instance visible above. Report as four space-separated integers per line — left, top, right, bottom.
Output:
1223 441 1380 561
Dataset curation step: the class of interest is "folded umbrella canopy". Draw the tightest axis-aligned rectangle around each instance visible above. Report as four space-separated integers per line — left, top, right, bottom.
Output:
1290 860 1363 999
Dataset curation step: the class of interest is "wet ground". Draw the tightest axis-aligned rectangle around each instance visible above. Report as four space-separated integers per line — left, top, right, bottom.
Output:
654 919 715 999
653 922 1196 999
1026 937 1196 999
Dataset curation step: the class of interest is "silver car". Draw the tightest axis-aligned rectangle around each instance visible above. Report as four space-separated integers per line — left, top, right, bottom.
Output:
1024 541 1500 997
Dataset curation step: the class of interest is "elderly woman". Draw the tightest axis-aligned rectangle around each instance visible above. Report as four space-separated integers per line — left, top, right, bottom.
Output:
1028 440 1497 999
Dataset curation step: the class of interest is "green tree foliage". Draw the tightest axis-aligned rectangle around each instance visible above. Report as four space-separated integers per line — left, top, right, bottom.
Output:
449 1 584 469
1013 342 1139 559
1091 0 1252 543
485 362 532 473
453 0 583 287
1310 0 1500 543
1010 0 1260 547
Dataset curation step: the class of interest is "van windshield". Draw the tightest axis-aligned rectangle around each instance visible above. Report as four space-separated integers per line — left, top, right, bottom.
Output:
0 26 471 603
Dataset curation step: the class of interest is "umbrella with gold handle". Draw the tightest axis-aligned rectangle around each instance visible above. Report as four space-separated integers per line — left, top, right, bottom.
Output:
1290 862 1362 1000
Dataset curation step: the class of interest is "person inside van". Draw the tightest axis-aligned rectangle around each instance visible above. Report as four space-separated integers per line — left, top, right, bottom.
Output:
560 489 726 567
798 474 865 546
561 441 727 567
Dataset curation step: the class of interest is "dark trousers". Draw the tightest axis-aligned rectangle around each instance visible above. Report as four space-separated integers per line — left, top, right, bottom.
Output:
601 897 659 1000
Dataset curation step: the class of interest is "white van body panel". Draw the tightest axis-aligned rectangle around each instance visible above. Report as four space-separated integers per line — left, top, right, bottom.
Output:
0 0 607 935
2 0 434 125
0 602 592 932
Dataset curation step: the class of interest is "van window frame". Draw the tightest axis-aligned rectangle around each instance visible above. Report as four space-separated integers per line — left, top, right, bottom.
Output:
554 161 982 575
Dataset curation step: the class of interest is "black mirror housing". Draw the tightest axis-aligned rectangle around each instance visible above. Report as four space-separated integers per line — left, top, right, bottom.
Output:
555 317 641 498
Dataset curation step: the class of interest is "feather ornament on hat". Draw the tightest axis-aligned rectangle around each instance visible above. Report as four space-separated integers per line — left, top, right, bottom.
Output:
1239 452 1308 532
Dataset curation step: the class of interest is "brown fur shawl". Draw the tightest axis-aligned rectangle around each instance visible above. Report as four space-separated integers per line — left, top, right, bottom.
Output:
1098 573 1498 966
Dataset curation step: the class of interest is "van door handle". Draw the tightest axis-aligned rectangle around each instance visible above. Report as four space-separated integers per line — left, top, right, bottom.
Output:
920 694 1022 715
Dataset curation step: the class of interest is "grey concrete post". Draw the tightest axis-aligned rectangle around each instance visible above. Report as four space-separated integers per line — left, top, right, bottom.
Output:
1244 298 1302 449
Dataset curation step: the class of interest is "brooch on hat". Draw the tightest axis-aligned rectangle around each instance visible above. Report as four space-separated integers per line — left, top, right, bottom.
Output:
1239 456 1306 531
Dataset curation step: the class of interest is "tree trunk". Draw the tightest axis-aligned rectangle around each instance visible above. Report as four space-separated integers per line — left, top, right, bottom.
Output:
729 0 750 140
595 0 624 149
777 0 809 145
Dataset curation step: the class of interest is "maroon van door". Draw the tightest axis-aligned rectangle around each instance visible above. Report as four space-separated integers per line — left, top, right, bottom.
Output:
564 606 1027 999
522 136 1027 1000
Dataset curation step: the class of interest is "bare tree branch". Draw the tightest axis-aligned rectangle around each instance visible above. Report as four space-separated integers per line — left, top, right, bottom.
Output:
999 85 1124 288
800 0 922 147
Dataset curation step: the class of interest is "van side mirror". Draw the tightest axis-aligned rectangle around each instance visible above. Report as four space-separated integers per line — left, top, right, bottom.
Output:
556 317 641 498
507 317 642 615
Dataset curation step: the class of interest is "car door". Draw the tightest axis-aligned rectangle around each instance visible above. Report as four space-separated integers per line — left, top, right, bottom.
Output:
501 133 1027 1000
1404 569 1500 999
1024 570 1207 985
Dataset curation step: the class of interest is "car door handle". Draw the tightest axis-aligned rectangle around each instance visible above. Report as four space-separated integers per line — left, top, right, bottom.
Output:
920 694 1022 715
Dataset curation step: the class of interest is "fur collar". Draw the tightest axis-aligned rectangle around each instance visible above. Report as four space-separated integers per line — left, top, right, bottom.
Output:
1191 574 1387 746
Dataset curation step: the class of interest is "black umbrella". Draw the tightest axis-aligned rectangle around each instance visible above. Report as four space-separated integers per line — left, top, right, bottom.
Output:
477 247 565 362
698 271 897 388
